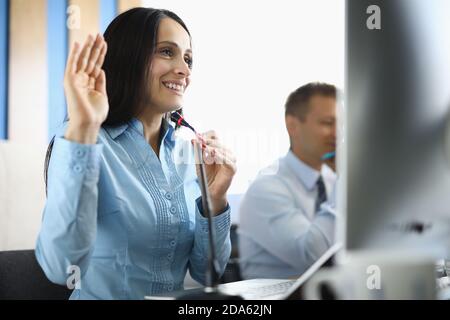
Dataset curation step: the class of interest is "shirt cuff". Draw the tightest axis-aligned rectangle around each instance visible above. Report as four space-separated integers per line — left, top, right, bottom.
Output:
195 197 231 234
51 137 103 180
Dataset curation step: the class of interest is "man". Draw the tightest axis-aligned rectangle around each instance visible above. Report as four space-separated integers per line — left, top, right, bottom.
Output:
238 82 338 279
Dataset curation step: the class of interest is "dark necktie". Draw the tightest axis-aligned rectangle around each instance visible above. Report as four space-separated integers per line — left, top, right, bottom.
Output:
315 175 327 213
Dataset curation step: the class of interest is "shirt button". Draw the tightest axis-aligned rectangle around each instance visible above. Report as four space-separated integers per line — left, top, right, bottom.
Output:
165 192 173 200
73 165 83 173
169 206 177 214
170 240 176 247
168 285 174 291
167 253 173 260
75 149 85 158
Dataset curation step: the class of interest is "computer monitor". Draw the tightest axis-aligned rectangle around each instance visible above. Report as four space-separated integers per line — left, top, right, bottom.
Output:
341 0 450 257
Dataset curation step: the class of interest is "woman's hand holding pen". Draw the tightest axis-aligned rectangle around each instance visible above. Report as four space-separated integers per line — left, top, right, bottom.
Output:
64 34 108 144
192 131 237 216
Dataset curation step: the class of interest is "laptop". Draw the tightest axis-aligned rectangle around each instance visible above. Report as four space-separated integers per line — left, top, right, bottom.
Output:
145 243 342 300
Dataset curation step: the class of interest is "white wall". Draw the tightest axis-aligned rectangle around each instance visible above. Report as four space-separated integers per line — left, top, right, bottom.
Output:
144 0 345 194
0 142 47 251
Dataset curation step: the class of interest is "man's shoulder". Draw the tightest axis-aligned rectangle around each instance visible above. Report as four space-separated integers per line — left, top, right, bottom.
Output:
247 158 292 193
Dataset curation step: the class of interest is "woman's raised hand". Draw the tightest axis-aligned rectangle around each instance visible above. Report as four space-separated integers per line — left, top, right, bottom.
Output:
64 34 108 144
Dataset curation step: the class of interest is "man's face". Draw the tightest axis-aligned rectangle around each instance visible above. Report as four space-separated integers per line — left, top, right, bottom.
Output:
289 95 336 162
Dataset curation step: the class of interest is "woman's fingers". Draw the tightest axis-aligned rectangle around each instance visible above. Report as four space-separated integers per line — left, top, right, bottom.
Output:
92 41 107 78
203 145 236 167
66 42 80 75
198 131 219 152
214 149 236 167
204 138 221 148
203 138 236 161
95 70 107 95
211 147 236 164
85 34 103 75
201 130 218 140
193 131 236 168
77 34 95 73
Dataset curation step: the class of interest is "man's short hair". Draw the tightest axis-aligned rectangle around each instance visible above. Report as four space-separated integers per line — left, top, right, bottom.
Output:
285 82 337 119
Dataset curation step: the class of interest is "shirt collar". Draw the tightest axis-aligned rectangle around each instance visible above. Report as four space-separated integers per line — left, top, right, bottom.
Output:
104 117 176 149
104 123 128 139
284 150 321 191
161 118 176 149
321 162 337 182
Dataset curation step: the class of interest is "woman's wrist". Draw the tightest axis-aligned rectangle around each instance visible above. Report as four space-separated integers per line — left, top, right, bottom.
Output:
65 122 101 145
210 195 228 216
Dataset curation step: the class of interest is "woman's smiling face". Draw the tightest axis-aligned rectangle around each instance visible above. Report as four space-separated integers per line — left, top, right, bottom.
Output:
147 17 193 114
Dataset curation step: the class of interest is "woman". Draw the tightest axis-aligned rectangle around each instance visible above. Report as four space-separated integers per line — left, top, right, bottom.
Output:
36 8 236 300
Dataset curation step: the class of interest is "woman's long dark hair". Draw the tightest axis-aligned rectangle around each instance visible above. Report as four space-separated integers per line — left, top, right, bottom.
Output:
44 8 190 194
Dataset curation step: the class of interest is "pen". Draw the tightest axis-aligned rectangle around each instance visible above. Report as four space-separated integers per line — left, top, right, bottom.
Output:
321 151 335 161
